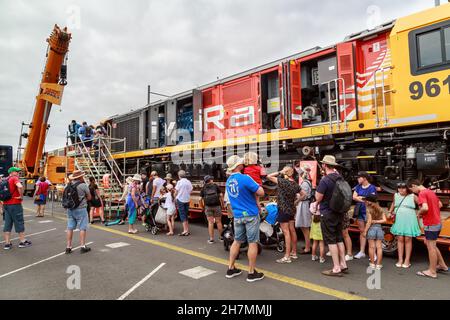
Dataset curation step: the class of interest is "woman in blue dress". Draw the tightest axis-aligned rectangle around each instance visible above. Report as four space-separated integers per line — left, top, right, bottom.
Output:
127 174 142 234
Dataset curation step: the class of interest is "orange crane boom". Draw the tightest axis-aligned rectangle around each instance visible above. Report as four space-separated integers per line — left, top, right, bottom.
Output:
21 24 71 178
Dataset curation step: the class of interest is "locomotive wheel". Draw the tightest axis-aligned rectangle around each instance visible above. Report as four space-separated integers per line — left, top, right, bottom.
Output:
382 226 398 256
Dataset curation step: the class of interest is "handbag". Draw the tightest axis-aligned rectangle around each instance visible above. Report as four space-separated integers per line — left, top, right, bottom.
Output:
155 206 167 225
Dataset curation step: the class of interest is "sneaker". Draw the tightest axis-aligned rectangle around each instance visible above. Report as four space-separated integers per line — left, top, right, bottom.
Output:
207 239 215 244
369 263 376 269
80 246 91 254
247 270 265 282
319 257 326 264
18 240 32 248
219 236 224 242
226 268 242 279
354 252 366 259
4 243 12 250
345 255 354 261
326 251 331 257
376 264 383 270
290 254 299 260
65 248 73 254
312 255 319 261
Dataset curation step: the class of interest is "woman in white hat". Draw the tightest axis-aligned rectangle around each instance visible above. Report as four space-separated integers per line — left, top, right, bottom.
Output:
126 174 142 234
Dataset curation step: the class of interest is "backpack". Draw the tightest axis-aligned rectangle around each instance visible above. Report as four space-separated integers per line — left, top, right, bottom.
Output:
62 181 83 209
327 174 352 214
302 179 315 202
0 178 12 202
203 183 220 206
84 126 93 138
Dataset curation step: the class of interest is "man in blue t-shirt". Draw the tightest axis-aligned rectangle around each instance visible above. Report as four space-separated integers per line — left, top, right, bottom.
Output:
225 155 265 283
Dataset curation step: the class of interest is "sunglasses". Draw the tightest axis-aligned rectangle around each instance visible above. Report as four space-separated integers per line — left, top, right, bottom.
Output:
397 184 407 188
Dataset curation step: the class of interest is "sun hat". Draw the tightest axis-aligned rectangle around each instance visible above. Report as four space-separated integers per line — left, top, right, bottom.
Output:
69 170 86 180
7 167 22 174
226 155 244 173
125 177 133 184
320 155 339 167
132 174 142 182
165 173 173 180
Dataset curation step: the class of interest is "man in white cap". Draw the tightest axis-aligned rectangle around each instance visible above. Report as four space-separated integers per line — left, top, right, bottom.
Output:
225 155 265 282
315 155 348 276
64 170 92 254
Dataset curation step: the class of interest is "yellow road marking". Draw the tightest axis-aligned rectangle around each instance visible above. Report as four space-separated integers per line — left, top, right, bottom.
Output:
24 207 367 300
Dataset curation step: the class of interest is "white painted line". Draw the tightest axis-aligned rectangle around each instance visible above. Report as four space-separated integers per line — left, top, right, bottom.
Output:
179 266 217 280
0 228 57 244
105 242 130 249
23 215 32 218
0 242 94 280
99 249 111 253
38 220 54 224
117 263 166 300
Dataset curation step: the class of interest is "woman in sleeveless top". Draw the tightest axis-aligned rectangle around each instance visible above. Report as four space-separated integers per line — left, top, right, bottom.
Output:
388 182 421 268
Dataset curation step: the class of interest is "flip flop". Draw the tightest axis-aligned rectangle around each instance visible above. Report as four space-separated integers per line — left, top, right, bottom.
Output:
322 269 343 277
437 267 449 274
341 267 349 274
416 271 437 279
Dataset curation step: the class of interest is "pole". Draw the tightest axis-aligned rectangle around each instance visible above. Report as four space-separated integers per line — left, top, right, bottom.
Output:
148 85 151 105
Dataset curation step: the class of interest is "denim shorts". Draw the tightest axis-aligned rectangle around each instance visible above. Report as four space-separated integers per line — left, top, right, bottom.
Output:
177 200 190 222
424 224 442 241
67 208 89 231
234 215 260 243
3 204 25 233
367 224 384 240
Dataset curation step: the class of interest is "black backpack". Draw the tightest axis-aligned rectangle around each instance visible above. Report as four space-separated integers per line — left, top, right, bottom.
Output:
84 126 93 138
62 181 83 209
203 183 220 206
0 178 12 202
327 174 352 214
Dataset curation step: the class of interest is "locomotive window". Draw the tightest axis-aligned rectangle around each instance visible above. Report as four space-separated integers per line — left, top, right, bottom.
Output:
409 20 450 75
417 30 443 67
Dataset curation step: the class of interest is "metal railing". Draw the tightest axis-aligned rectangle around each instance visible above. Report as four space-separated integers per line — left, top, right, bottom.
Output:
374 66 394 128
321 77 348 133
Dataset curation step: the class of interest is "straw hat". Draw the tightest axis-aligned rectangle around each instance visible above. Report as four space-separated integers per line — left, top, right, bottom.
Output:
125 177 133 184
320 155 339 167
132 174 142 182
69 170 86 180
226 155 244 173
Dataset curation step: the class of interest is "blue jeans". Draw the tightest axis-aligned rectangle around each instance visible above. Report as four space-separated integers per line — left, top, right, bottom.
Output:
234 215 260 243
3 204 25 233
177 200 190 222
67 208 89 231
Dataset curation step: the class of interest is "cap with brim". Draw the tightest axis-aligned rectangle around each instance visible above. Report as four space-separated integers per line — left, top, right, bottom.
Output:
357 171 370 180
362 194 378 203
8 167 22 174
204 175 214 183
69 170 86 180
226 155 244 172
320 155 340 167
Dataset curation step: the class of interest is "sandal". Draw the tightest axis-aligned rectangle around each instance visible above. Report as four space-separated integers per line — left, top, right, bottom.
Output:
436 266 449 273
290 254 299 260
322 269 343 277
401 264 411 269
416 271 437 279
276 257 292 264
395 262 403 268
178 232 190 236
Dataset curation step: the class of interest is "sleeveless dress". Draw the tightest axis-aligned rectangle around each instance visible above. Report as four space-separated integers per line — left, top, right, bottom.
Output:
390 193 421 237
126 184 137 225
295 180 312 228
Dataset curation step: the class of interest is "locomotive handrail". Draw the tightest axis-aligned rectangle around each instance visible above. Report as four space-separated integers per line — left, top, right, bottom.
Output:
321 78 348 133
374 66 394 128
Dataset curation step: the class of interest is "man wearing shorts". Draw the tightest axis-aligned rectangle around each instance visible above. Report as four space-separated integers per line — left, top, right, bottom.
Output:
65 170 92 254
200 175 224 244
2 167 32 250
225 155 265 282
175 170 193 236
315 155 348 277
408 179 449 278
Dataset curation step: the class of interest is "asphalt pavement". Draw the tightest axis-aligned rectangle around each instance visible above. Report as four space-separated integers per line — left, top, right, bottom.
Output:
0 199 449 300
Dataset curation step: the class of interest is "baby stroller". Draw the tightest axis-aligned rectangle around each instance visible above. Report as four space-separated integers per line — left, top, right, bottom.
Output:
143 197 167 235
221 217 263 258
259 202 285 253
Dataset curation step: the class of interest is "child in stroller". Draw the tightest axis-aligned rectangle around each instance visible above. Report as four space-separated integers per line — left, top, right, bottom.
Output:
143 187 171 235
259 202 285 253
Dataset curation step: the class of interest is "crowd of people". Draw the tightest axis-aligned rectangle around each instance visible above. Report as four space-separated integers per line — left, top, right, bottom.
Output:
68 120 107 151
1 152 449 282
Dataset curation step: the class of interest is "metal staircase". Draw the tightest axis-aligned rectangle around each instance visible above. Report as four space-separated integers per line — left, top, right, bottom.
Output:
68 137 126 217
